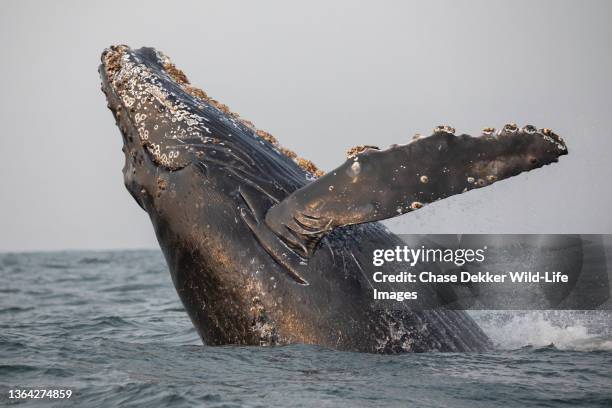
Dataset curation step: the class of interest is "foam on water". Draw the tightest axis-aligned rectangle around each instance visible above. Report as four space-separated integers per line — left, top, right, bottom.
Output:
472 311 612 351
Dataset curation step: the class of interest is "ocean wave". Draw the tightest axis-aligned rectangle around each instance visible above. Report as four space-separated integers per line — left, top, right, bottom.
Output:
1 251 611 407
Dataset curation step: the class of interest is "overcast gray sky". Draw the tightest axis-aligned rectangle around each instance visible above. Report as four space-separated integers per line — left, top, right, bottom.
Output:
1 0 611 252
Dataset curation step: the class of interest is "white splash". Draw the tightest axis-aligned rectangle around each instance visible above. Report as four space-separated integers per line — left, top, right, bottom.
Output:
471 310 612 351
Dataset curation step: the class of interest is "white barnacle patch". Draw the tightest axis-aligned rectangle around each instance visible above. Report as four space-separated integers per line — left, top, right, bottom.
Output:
108 51 221 168
122 95 135 107
134 113 147 124
138 126 149 140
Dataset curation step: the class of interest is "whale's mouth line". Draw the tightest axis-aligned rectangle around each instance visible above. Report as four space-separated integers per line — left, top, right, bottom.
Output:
100 45 324 177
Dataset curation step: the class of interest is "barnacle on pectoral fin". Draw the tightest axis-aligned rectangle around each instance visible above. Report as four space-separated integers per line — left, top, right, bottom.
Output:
482 127 496 135
434 125 455 134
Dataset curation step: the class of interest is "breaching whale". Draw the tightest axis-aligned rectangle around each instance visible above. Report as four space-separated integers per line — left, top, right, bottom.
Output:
99 45 567 352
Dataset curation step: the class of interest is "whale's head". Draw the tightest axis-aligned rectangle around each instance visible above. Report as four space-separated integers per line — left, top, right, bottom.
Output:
99 45 320 212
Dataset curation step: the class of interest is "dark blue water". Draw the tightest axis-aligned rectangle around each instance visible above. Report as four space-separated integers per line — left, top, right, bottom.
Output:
1 251 611 407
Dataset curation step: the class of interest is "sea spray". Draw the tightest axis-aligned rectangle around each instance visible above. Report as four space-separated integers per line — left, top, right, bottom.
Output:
471 310 612 350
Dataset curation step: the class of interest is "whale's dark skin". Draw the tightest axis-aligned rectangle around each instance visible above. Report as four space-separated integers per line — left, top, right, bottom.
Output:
99 45 567 353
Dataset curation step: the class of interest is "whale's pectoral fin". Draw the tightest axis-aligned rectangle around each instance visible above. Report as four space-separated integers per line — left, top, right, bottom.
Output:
265 124 568 258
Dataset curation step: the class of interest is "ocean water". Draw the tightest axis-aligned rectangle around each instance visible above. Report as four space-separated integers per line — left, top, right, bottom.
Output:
1 251 611 407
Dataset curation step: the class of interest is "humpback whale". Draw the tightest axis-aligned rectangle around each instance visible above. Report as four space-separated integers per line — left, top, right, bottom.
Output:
99 45 567 353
